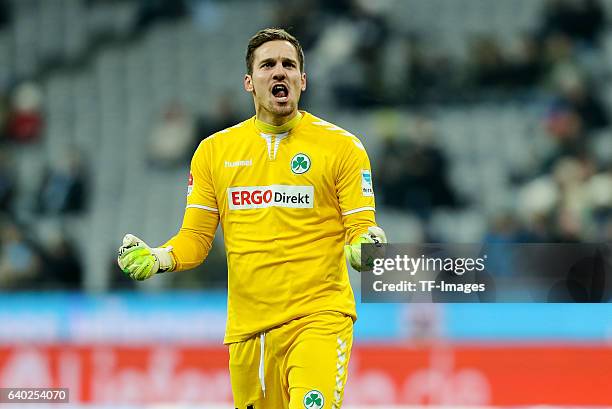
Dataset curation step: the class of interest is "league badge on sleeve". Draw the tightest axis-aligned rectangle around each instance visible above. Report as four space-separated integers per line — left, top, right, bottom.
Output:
187 172 194 196
361 170 373 197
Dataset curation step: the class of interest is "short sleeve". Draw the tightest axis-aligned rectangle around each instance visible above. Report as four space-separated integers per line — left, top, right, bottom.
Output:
336 137 376 216
186 140 218 212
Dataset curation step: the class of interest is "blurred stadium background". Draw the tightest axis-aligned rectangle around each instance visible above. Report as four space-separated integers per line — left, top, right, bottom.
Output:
1 0 611 407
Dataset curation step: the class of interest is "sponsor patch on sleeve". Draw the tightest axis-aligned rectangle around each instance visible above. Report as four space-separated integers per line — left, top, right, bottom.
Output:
187 172 193 196
361 170 373 197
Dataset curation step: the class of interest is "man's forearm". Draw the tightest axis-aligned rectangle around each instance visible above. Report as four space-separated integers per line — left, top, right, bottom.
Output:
343 210 386 271
343 210 377 244
162 207 219 271
163 227 215 271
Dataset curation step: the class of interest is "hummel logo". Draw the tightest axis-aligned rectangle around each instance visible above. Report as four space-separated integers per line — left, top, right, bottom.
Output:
225 159 252 168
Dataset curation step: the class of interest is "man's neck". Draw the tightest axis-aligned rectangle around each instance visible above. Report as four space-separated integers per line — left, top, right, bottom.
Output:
255 111 302 134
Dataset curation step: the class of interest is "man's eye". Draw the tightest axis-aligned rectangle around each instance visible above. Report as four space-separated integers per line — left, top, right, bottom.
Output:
262 62 273 68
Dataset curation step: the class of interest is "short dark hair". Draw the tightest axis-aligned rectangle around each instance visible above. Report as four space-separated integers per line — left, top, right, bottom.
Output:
245 28 304 75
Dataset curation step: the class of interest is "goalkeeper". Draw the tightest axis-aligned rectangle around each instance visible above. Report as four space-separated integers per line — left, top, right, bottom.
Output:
118 28 386 409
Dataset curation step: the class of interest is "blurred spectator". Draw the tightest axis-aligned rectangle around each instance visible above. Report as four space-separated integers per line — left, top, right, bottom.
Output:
0 150 16 214
539 31 609 137
0 0 10 29
554 76 609 132
550 204 584 242
542 32 579 82
134 0 188 33
539 0 606 48
550 156 595 241
0 219 41 289
4 82 44 145
542 106 588 172
330 1 390 107
467 35 509 89
517 175 558 234
274 0 326 52
40 227 83 290
505 34 544 88
465 33 546 93
194 95 241 149
516 154 610 242
401 35 457 104
148 101 196 168
378 115 458 219
36 148 89 215
347 1 389 104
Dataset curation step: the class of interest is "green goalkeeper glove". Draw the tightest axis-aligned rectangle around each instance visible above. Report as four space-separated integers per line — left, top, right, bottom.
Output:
344 226 387 272
117 234 174 280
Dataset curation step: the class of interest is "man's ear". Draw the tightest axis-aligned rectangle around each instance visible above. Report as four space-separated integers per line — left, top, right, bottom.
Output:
244 74 254 92
301 72 307 91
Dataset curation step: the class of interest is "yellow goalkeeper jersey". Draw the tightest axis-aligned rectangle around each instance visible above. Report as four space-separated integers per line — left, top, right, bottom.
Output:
170 111 376 343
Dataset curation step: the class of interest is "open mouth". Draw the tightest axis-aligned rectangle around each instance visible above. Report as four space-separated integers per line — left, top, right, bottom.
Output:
271 84 289 102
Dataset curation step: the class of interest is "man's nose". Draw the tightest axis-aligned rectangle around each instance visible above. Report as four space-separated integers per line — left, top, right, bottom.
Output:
272 65 286 80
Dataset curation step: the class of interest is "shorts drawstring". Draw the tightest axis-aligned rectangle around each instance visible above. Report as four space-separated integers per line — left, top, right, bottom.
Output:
258 332 266 397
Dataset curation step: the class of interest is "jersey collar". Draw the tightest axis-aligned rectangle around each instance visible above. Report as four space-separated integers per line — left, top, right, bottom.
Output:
254 111 303 135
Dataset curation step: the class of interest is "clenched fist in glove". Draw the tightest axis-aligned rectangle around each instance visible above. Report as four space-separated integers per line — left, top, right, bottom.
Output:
344 226 387 272
117 234 174 280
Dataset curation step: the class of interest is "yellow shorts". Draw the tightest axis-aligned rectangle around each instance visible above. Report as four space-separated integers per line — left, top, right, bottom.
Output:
229 311 353 409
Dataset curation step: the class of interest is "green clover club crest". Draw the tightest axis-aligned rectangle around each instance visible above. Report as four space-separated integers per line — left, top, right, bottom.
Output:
294 156 307 169
303 390 324 409
291 153 311 174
